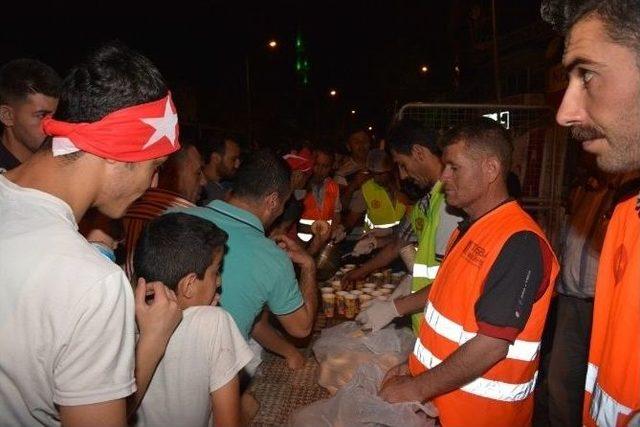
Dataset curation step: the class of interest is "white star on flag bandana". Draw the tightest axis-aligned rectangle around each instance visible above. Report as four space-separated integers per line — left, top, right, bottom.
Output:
142 97 179 149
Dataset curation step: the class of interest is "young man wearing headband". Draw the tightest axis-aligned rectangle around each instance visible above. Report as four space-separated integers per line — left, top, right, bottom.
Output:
0 43 182 426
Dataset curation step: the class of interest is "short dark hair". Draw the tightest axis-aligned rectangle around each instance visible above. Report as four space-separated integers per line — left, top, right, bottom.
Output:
134 213 228 290
197 134 237 164
387 119 441 156
442 118 513 178
541 0 640 57
53 41 167 123
0 58 61 105
233 148 291 200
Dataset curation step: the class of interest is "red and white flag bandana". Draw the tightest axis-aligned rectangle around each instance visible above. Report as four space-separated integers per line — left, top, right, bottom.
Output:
42 92 180 161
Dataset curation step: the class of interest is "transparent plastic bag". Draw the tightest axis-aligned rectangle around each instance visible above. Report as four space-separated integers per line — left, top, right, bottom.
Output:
313 322 414 394
288 363 436 427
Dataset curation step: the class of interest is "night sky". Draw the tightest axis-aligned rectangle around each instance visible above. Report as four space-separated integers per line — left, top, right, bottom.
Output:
2 0 545 148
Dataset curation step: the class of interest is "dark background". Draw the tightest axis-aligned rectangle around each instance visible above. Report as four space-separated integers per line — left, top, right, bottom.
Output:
1 0 552 149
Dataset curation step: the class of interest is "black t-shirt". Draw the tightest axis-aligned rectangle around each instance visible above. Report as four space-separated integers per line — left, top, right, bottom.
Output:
453 205 551 342
0 143 20 172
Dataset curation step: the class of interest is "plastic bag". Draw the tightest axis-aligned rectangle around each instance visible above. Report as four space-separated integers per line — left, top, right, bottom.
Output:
288 363 437 427
313 322 414 394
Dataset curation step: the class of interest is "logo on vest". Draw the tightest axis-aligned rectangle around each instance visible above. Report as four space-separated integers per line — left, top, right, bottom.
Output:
414 217 424 233
372 200 381 209
462 241 486 268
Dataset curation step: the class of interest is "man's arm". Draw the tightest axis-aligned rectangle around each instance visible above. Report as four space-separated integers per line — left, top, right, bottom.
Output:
343 237 403 283
272 235 318 338
59 400 127 427
211 376 241 427
127 280 182 417
393 286 430 316
251 311 304 369
380 334 509 403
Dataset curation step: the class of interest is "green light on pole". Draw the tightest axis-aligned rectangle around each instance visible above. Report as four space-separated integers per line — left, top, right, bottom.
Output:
295 31 310 86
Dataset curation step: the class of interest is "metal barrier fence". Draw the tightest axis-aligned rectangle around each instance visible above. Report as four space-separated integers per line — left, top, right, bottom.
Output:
396 102 568 248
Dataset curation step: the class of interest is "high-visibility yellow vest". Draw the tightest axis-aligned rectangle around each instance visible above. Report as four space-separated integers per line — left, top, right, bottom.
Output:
409 180 445 335
361 179 406 231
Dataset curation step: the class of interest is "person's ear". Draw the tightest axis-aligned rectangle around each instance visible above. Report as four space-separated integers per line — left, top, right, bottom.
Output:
265 191 280 211
412 144 427 162
484 156 501 184
177 272 198 299
0 105 15 127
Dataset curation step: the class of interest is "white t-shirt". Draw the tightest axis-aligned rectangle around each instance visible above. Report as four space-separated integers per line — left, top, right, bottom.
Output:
0 175 136 426
135 306 253 427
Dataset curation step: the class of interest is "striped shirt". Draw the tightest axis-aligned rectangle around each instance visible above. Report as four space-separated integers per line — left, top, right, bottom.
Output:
123 188 194 280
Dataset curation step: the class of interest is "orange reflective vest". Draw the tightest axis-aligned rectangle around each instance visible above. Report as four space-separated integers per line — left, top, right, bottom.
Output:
583 196 640 427
297 179 339 242
408 201 558 427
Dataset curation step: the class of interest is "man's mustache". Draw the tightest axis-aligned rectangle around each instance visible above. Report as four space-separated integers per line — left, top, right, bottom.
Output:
572 126 605 142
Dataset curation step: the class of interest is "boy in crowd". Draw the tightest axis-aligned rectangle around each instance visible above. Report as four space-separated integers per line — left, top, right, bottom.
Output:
133 213 253 427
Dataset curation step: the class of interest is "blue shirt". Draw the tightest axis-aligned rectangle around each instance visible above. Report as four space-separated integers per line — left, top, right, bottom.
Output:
171 200 303 338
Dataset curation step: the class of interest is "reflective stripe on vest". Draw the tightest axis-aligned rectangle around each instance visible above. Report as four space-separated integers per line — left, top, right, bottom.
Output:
423 301 541 362
364 213 399 229
297 233 313 242
413 338 538 402
585 363 633 427
413 263 439 280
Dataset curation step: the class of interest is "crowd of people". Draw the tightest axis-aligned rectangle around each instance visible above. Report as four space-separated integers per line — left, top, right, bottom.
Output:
0 0 639 426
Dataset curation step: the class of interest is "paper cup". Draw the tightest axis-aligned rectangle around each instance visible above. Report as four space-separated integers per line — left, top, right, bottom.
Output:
344 294 357 319
383 268 392 283
372 272 385 287
370 290 383 298
331 280 343 292
320 287 334 294
322 293 335 318
359 293 373 308
355 279 365 290
391 272 404 285
344 264 356 270
363 282 377 290
383 284 396 291
336 291 348 316
379 288 392 296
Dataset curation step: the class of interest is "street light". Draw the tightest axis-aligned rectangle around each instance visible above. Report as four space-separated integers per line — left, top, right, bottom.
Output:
351 109 356 115
420 65 429 74
329 89 337 97
267 40 278 49
368 126 373 131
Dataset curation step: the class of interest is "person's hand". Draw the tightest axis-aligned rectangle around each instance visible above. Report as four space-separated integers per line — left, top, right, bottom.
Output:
135 278 182 346
382 362 410 385
284 349 306 370
379 374 423 404
352 234 377 256
274 234 314 269
390 274 413 299
355 299 400 332
311 220 331 244
341 267 368 286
